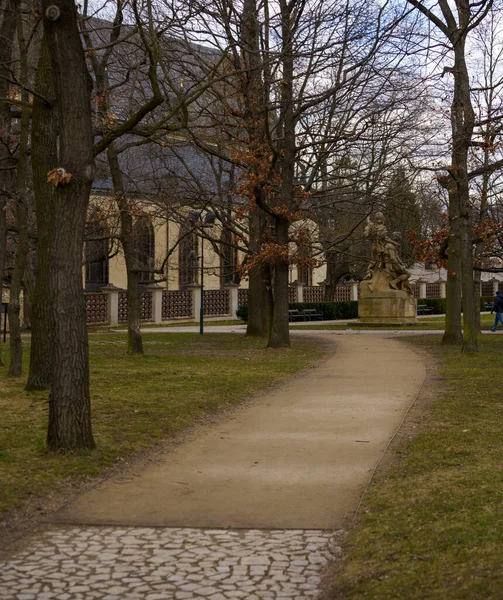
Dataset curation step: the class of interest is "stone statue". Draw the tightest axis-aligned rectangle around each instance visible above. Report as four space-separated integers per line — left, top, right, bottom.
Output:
359 212 416 323
364 212 388 273
385 232 412 293
362 213 411 294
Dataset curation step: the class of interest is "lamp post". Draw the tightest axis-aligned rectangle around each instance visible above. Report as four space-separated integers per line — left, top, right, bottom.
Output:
189 210 216 335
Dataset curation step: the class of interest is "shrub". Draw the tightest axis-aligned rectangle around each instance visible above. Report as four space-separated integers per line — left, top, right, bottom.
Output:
236 305 248 322
237 300 358 322
417 297 494 314
238 296 496 320
290 301 358 320
417 297 446 314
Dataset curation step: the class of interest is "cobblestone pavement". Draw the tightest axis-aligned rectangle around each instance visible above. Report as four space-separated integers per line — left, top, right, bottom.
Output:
0 525 344 599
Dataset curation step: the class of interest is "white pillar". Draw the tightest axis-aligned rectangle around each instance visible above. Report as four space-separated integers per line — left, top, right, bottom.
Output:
103 285 120 326
348 280 359 301
187 283 202 323
147 284 163 324
225 283 240 319
291 280 304 303
439 280 447 299
417 279 427 299
492 279 499 295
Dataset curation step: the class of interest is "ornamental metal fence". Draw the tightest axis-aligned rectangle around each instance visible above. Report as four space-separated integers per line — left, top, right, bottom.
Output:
84 293 108 324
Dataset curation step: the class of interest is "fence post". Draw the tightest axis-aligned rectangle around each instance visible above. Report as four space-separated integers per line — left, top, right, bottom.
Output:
291 280 304 303
439 280 447 299
417 279 427 299
224 283 240 318
187 283 202 323
147 283 163 324
103 284 120 326
348 280 359 301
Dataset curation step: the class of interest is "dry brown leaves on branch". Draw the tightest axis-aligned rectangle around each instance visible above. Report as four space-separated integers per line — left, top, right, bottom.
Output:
47 168 72 187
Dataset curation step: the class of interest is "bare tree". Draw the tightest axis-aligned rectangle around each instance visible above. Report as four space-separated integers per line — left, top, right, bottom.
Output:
182 0 423 347
37 0 96 451
0 0 18 367
406 0 503 351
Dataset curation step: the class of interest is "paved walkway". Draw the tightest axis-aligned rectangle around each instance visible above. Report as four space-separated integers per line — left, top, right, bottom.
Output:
0 334 426 599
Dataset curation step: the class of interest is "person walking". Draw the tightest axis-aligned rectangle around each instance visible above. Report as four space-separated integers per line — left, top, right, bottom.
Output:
491 290 503 331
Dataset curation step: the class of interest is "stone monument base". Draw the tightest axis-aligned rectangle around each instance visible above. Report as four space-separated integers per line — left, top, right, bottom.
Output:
358 287 417 325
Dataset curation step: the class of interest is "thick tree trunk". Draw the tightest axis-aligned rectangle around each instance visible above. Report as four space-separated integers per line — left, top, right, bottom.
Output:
474 131 492 332
8 7 30 376
266 1 296 349
263 263 274 340
442 35 476 348
241 0 268 338
43 0 96 451
442 199 463 345
246 210 267 337
453 39 477 352
22 251 36 330
27 34 57 390
108 145 144 354
8 192 28 375
267 219 290 348
0 0 17 367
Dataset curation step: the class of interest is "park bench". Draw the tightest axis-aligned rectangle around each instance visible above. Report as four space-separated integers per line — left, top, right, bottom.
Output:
485 302 494 311
301 308 323 321
417 304 433 316
288 309 307 322
288 309 324 322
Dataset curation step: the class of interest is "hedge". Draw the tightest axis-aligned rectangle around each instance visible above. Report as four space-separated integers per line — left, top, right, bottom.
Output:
236 296 495 323
290 301 358 320
416 297 445 314
419 297 496 314
236 300 358 322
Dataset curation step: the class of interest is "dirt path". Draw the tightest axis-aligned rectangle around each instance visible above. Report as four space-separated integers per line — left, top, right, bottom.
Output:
55 335 426 530
0 334 427 600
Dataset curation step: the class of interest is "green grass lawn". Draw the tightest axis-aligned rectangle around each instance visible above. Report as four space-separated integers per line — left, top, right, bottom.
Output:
327 334 503 599
0 332 325 518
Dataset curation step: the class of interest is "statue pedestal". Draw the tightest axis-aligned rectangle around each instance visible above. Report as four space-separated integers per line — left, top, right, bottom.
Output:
358 278 417 325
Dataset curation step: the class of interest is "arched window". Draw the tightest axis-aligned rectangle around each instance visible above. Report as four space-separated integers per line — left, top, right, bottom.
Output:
220 228 238 285
85 212 109 291
134 216 155 284
178 220 198 290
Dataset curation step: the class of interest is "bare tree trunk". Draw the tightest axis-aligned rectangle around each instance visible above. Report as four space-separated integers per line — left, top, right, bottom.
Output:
324 254 350 301
474 112 493 332
22 260 34 329
0 0 17 367
107 144 144 354
442 38 477 349
268 218 290 348
246 210 267 337
242 0 267 338
8 190 28 375
27 34 56 390
442 199 463 345
267 0 295 349
406 1 479 350
454 39 477 352
42 0 96 451
264 263 274 341
8 3 30 375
